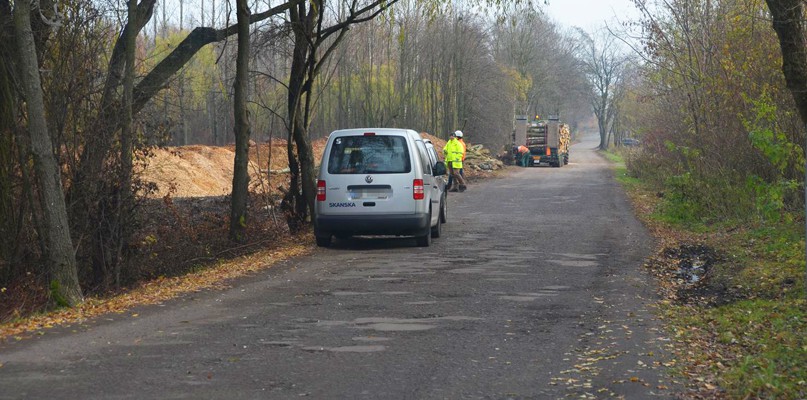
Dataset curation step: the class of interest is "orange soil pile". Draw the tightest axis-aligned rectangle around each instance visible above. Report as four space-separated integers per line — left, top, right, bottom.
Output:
142 133 460 198
142 133 489 198
142 139 328 198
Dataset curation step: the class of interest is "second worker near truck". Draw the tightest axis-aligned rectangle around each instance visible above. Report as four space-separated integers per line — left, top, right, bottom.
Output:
516 145 531 167
443 130 467 192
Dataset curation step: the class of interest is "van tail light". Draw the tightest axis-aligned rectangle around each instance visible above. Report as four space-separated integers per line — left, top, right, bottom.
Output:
317 180 326 201
413 179 425 200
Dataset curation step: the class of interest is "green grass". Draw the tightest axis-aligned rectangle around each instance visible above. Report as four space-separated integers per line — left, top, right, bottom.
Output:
662 220 806 399
674 298 806 399
602 149 641 187
602 147 807 399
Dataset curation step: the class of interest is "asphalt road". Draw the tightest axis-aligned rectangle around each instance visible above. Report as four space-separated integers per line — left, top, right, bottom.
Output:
0 135 680 399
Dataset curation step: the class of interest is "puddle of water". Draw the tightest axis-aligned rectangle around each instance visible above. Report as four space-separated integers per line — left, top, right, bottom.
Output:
677 259 707 284
667 244 716 285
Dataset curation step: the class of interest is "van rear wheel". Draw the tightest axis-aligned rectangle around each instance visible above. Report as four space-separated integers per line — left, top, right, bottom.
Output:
315 234 332 247
416 214 432 247
416 231 431 247
431 213 442 238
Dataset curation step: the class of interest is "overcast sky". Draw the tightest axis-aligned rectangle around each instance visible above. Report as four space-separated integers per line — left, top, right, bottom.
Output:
152 0 643 33
543 0 640 31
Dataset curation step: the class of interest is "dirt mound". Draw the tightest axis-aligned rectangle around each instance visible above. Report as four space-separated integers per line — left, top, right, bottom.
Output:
141 133 503 198
142 145 249 198
142 139 329 198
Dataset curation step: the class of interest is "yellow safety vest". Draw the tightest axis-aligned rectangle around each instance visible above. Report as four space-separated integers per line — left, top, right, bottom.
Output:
443 138 464 169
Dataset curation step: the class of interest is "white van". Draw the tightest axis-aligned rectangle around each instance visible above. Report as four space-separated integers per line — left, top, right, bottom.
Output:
314 128 448 247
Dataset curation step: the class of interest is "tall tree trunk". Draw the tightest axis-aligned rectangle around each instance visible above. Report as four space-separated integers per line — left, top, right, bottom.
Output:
117 0 137 287
765 0 807 124
284 3 313 231
12 0 82 306
1 0 17 268
230 0 251 242
763 0 807 297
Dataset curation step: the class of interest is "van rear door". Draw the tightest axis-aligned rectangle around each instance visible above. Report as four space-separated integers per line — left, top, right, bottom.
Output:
320 134 417 215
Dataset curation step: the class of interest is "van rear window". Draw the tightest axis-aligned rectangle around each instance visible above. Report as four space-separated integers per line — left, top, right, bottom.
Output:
327 135 411 174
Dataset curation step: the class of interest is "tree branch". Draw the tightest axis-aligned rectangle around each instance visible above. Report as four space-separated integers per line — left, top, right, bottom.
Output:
133 0 304 113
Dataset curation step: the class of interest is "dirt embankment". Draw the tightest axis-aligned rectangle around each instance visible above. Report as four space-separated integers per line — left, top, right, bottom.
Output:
141 133 501 198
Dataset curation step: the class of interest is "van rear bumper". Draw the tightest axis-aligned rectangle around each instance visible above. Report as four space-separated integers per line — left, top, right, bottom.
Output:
315 213 430 237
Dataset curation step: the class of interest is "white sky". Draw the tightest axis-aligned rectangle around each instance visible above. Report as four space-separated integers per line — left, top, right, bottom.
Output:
543 0 640 31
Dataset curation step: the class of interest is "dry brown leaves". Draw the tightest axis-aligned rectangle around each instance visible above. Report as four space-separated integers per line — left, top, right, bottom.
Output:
0 235 313 341
620 185 732 398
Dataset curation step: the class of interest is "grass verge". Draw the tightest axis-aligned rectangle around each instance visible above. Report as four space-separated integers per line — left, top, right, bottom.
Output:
604 147 807 399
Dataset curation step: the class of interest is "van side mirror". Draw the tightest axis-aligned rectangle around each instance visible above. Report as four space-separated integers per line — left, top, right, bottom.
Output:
433 161 447 176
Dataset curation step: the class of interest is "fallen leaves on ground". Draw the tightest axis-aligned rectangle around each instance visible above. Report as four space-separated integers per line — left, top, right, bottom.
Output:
0 235 312 340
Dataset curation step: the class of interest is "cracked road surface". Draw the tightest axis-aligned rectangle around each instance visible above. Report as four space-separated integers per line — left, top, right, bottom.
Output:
0 135 680 399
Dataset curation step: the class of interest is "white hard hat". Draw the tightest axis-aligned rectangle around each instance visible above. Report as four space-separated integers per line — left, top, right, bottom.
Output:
453 130 463 138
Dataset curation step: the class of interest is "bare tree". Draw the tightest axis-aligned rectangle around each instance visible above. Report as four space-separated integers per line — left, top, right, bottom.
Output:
230 0 252 242
281 0 403 231
579 29 629 150
763 0 807 295
12 0 83 306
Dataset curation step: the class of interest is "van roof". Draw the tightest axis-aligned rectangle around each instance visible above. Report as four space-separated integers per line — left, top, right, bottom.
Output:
329 128 417 137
